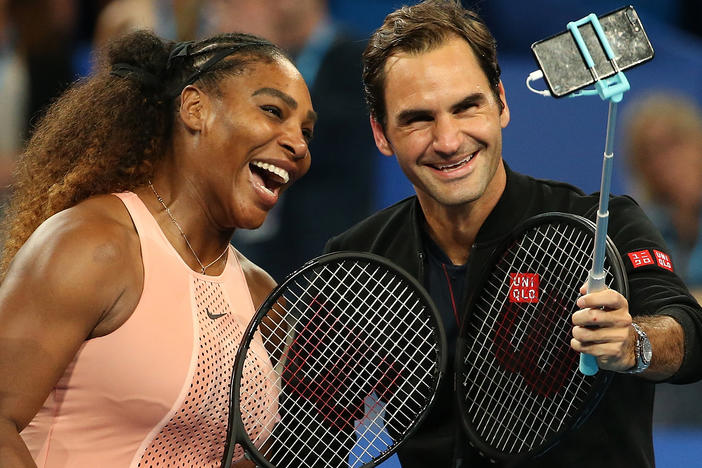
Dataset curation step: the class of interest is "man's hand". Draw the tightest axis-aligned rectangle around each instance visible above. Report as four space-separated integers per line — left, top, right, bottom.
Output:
570 284 636 372
570 283 685 380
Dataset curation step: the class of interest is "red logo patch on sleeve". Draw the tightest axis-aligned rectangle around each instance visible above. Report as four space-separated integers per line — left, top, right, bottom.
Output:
509 273 539 303
653 250 674 271
627 250 654 268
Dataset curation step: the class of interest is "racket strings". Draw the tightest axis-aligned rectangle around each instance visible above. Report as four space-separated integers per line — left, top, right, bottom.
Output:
278 264 435 462
460 221 616 455
486 227 608 450
262 271 428 464
274 266 434 421
471 225 592 446
266 266 434 464
464 228 585 449
237 259 442 467
488 226 591 450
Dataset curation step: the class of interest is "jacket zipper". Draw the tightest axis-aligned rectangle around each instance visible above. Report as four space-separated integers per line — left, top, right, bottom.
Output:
417 250 425 282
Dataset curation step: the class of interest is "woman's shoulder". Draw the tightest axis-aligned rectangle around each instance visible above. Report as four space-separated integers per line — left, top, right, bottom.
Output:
4 194 144 337
30 194 138 262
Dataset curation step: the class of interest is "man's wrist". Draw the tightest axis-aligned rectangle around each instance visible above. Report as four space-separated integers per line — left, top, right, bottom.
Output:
621 322 652 374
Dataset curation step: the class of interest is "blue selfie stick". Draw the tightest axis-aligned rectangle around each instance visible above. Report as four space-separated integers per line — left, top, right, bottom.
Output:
579 98 619 376
565 13 630 375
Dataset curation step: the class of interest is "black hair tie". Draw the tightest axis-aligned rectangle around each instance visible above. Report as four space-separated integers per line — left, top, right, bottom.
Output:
110 63 160 90
167 41 195 70
166 37 275 98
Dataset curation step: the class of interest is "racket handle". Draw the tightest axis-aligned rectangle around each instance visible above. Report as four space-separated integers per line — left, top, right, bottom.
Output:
579 353 598 375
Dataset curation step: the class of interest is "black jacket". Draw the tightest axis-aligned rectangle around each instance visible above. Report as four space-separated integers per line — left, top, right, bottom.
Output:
325 165 702 468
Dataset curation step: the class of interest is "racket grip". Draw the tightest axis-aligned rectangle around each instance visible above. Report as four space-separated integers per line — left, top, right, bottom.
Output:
579 353 598 375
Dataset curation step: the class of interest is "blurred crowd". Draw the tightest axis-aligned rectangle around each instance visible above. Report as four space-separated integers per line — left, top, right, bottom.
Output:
624 93 702 294
0 0 378 281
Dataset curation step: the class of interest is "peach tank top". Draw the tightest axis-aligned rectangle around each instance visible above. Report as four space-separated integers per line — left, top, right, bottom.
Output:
21 192 278 467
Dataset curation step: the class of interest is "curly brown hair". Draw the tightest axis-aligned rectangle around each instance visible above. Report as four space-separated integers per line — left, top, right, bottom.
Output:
0 30 287 276
362 0 502 128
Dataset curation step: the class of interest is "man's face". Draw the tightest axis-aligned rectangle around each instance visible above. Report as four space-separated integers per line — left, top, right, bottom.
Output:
371 36 510 210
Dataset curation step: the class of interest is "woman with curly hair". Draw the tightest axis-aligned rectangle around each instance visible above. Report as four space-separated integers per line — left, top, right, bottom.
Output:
0 29 316 467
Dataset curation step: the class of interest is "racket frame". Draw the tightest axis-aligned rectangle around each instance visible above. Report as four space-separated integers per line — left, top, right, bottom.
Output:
221 251 447 468
455 212 627 464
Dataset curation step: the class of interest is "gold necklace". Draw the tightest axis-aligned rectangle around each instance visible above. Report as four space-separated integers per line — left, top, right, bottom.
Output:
148 181 228 274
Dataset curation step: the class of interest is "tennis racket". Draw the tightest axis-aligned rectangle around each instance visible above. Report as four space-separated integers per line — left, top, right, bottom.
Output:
456 212 627 464
221 252 446 468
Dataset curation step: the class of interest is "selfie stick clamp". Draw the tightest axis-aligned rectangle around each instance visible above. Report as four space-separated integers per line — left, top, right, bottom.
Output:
564 13 630 376
566 14 630 102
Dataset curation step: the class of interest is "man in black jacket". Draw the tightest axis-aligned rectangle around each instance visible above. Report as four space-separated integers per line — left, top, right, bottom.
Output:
324 1 702 466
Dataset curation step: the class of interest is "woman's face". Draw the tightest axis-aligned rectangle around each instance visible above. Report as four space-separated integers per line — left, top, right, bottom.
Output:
193 56 316 230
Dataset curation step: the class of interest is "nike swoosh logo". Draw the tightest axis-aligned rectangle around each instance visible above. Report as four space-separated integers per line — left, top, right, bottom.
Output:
206 307 227 320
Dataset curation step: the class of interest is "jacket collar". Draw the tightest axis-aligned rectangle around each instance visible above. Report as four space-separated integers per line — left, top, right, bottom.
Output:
473 163 535 245
406 162 536 273
410 162 535 247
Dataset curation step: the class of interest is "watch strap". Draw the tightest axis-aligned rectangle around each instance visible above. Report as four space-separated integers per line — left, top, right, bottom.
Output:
622 322 651 374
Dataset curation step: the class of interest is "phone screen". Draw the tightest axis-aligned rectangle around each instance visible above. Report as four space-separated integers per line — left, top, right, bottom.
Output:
531 5 654 97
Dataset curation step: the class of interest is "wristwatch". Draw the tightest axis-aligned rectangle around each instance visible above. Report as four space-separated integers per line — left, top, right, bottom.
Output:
623 322 652 374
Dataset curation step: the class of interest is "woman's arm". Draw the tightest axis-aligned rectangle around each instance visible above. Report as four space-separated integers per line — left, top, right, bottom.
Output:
0 199 142 467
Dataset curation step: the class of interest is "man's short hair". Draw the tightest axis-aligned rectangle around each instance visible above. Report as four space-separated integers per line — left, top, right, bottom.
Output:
362 0 502 128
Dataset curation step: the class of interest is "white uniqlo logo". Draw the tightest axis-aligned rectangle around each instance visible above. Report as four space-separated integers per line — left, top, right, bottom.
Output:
653 250 674 271
509 273 539 303
628 250 654 268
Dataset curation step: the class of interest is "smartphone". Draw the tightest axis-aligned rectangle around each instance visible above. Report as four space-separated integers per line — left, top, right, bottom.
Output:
530 5 654 97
